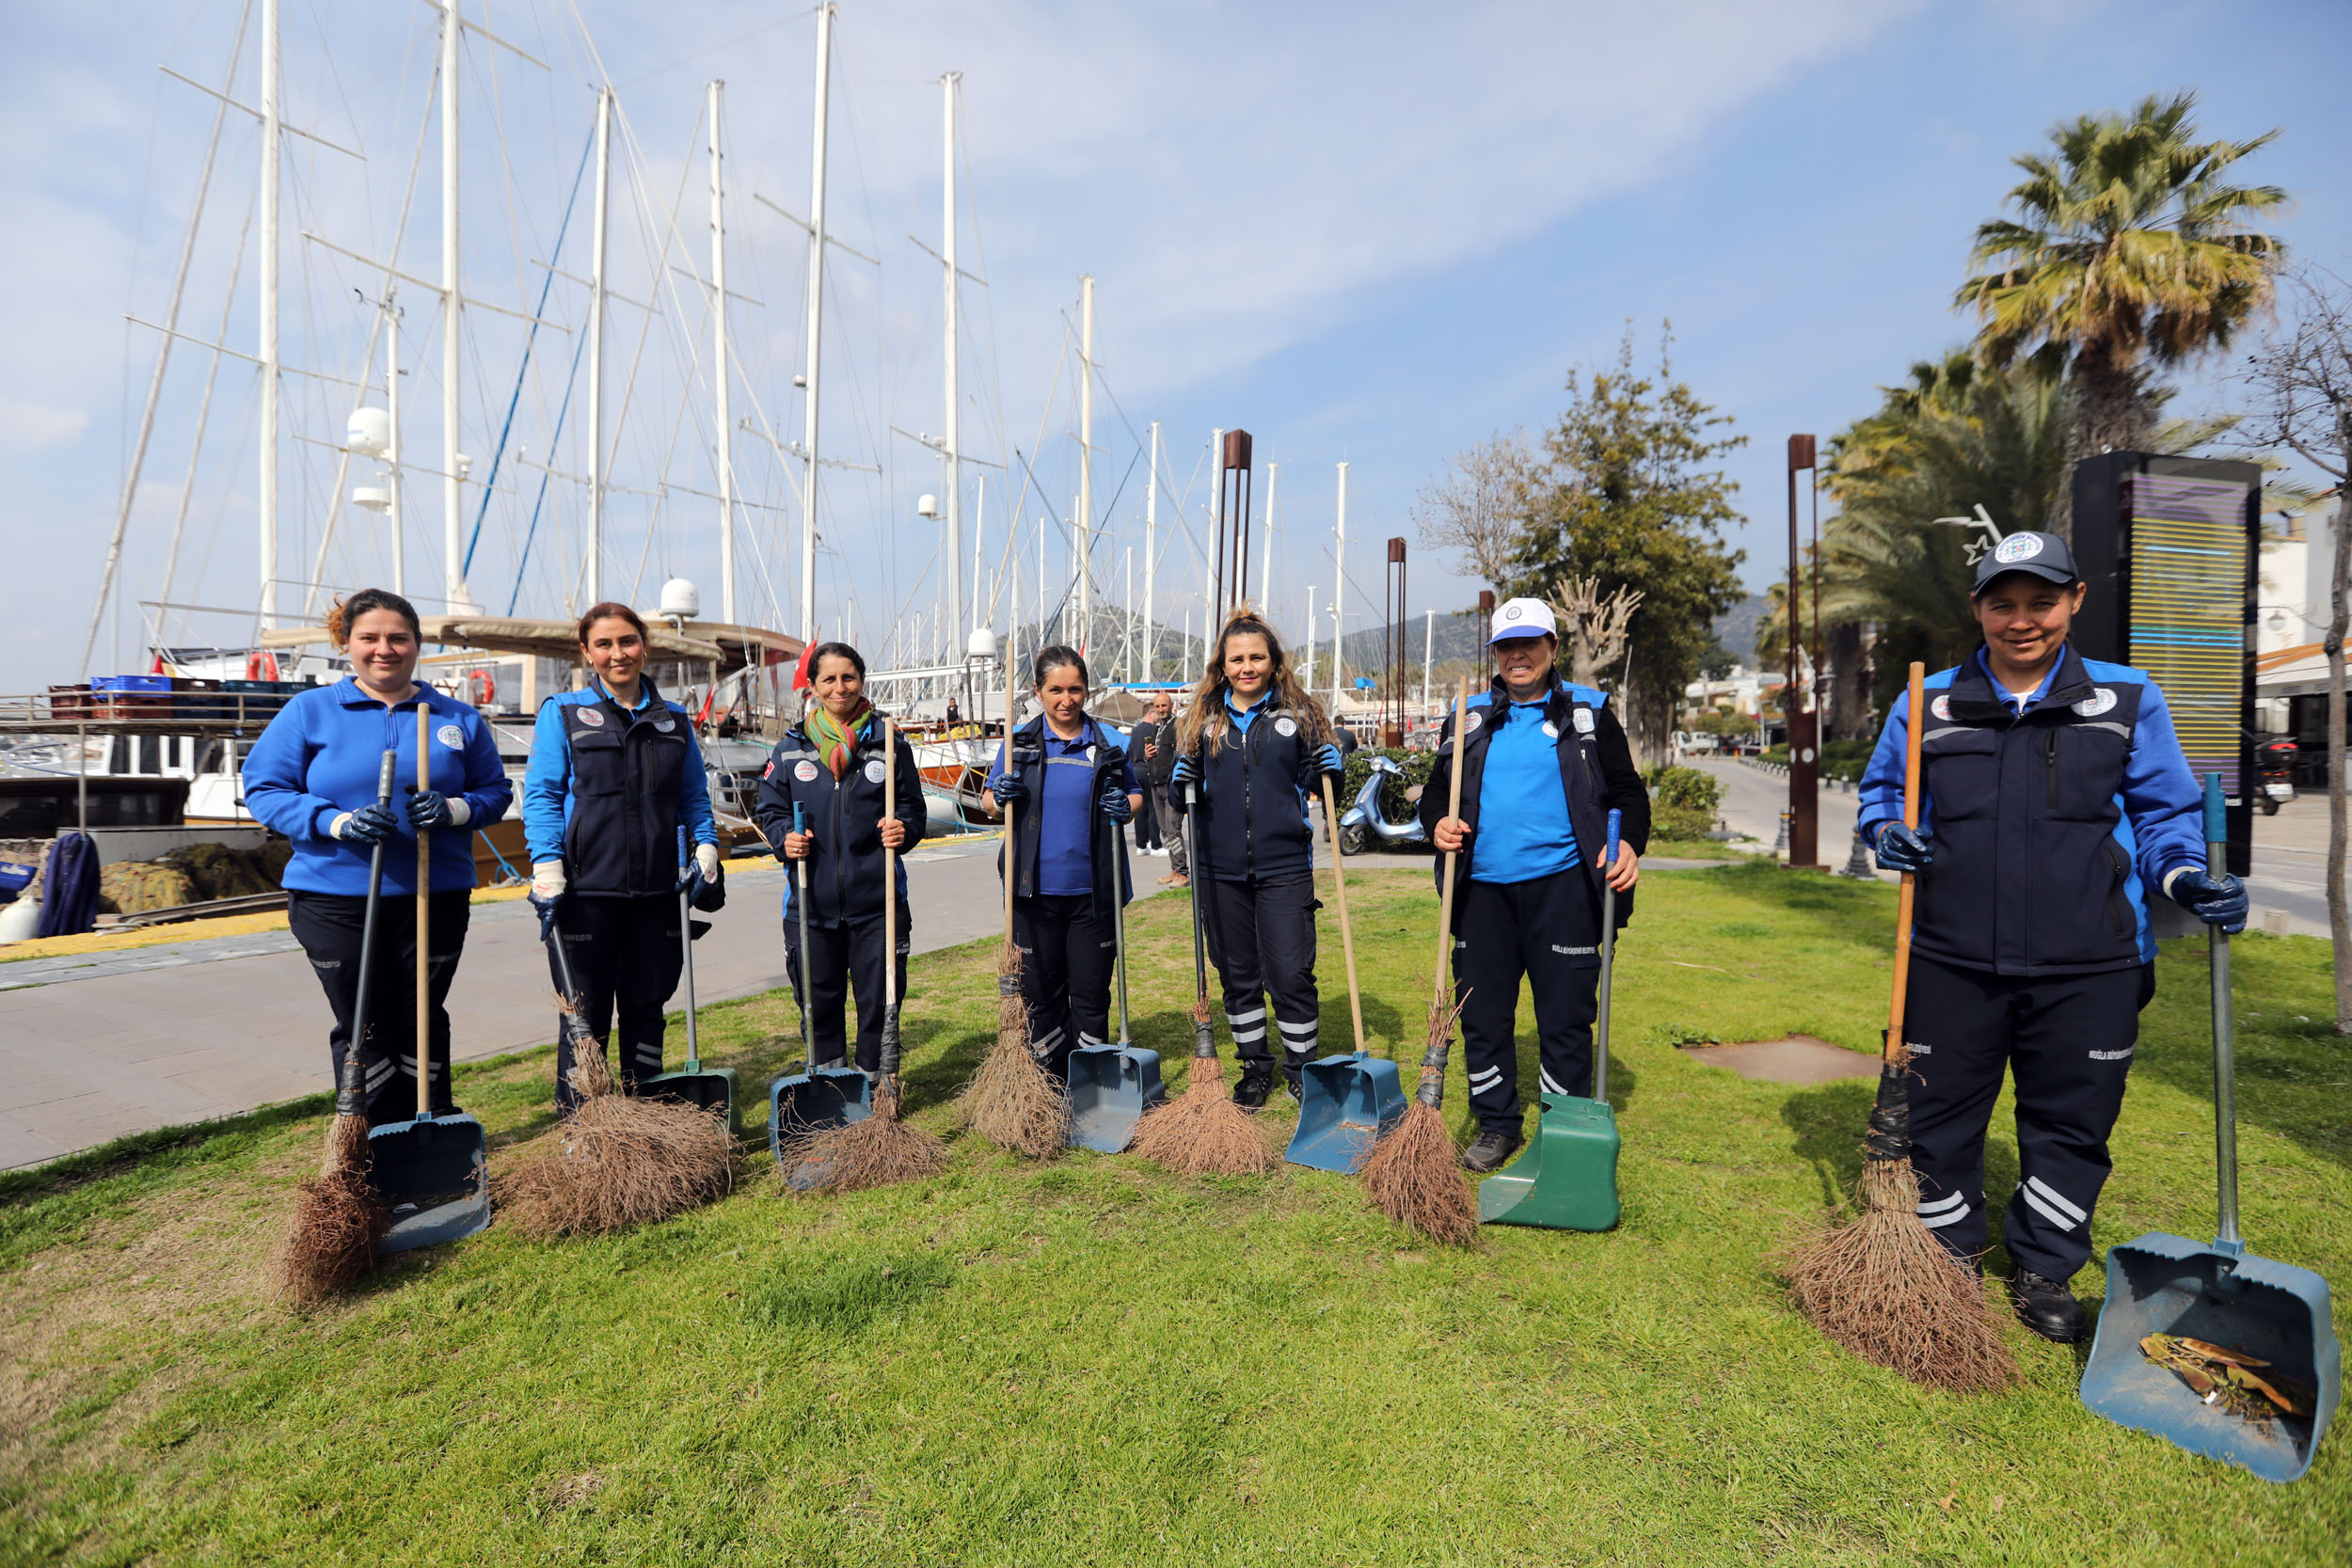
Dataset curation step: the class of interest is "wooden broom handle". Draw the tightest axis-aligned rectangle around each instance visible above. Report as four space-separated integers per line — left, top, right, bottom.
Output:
883 718 898 1010
1320 773 1366 1054
1432 685 1469 1012
1883 660 1926 1061
415 702 432 1117
1001 654 1018 946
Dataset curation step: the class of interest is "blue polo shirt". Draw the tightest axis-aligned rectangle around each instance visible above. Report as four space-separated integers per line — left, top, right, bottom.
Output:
1469 698 1581 885
992 726 1137 897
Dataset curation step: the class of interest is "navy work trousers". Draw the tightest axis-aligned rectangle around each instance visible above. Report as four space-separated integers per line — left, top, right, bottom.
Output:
1012 893 1117 1079
547 893 686 1115
289 888 473 1127
1200 870 1322 1068
784 906 910 1074
1452 868 1601 1136
1902 954 2152 1281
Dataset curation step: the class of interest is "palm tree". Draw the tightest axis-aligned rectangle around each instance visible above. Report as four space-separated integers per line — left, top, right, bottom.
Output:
1958 91 2285 497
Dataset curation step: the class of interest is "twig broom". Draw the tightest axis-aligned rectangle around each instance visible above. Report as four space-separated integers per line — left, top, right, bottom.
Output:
275 749 399 1305
1784 661 2016 1391
1132 773 1278 1176
499 908 734 1240
785 719 947 1190
960 658 1068 1156
1360 686 1478 1246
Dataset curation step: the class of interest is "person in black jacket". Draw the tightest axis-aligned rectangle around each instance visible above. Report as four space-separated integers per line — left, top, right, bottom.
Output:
754 642 927 1074
1169 612 1345 1108
1422 598 1650 1173
981 646 1143 1080
1127 694 1169 857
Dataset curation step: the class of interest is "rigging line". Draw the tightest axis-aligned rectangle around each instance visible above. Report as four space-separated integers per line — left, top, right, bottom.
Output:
83 0 255 675
305 34 441 618
160 188 257 648
463 116 595 578
977 334 1070 626
505 300 592 614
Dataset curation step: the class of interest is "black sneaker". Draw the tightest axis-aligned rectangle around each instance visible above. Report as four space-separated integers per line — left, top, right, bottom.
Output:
1459 1127 1522 1173
1280 1056 1309 1102
2006 1266 2089 1343
1232 1065 1276 1110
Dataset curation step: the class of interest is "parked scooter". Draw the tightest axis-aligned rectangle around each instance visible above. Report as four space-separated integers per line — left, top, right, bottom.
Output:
2257 738 2298 816
1336 754 1429 856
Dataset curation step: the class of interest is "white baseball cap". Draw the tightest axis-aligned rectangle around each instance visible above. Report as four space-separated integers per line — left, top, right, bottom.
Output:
1487 597 1557 643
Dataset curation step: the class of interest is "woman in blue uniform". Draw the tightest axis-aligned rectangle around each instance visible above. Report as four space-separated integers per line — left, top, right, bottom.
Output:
1168 613 1344 1107
1856 531 2247 1341
243 588 512 1126
1422 597 1649 1173
519 602 723 1111
753 642 927 1075
980 646 1142 1081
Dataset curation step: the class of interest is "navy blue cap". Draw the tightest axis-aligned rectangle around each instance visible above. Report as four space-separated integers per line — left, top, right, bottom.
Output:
1971 531 2080 594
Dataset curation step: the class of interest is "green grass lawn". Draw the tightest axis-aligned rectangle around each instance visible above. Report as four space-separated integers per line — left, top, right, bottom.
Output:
3 861 2346 1564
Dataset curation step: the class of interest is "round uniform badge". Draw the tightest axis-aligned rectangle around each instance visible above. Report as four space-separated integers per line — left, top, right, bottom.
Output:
1931 694 1953 721
2074 688 2117 718
1274 716 1297 737
1087 745 1099 763
1572 708 1595 735
1992 533 2043 563
436 723 464 749
1541 721 1560 739
576 707 606 727
655 718 676 733
795 760 818 783
1462 711 1483 734
865 759 887 784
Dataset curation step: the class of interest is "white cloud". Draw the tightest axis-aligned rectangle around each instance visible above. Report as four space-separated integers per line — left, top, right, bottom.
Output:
0 399 90 450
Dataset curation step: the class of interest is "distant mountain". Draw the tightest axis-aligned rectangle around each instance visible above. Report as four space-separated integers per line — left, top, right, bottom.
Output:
1712 594 1768 668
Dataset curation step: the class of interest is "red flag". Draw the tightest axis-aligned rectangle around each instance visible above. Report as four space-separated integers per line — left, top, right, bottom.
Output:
791 636 819 692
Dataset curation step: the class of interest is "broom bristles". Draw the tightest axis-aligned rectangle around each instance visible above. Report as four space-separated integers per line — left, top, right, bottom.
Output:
959 946 1068 1157
783 1082 949 1193
1360 1097 1478 1246
1131 1002 1277 1176
497 1093 735 1240
275 1113 388 1307
1785 1156 2018 1392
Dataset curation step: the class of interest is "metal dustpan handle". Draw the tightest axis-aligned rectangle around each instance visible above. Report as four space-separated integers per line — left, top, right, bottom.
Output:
676 825 701 1072
2202 772 2243 1256
414 703 435 1124
1596 808 1620 1104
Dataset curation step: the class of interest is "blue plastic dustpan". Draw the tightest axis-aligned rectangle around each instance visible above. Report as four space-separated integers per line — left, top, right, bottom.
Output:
1066 1044 1166 1153
2080 775 2339 1481
369 1110 490 1253
1286 1052 1405 1172
769 1063 874 1186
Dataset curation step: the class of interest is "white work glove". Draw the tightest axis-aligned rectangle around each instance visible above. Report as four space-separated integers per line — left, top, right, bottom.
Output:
694 843 722 880
531 861 567 901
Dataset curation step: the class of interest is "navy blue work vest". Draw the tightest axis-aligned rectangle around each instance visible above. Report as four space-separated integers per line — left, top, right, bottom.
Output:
1187 695 1316 882
1915 646 2145 976
1438 677 1629 927
559 682 690 896
752 714 923 927
996 715 1133 913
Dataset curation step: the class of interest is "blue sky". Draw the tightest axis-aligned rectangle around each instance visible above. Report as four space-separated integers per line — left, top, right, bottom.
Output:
4 0 2347 688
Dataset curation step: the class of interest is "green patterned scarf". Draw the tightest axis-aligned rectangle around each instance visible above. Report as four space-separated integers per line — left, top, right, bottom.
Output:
806 702 875 779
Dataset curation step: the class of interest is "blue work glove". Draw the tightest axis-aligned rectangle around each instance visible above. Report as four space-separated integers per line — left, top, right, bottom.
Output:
1872 822 1934 874
331 802 399 847
990 772 1026 808
405 788 461 830
1099 784 1133 825
2170 868 2249 933
1310 742 1344 779
1170 754 1199 789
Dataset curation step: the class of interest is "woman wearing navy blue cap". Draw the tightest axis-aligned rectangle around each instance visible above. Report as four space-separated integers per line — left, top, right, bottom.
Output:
753 642 927 1075
519 601 723 1112
1423 596 1648 1174
242 588 513 1126
981 645 1142 1082
1168 613 1344 1108
1856 531 2247 1343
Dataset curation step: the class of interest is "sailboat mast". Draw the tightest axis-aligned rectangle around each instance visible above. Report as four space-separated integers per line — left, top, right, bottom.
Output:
797 3 835 643
942 71 961 648
387 292 403 595
1261 460 1277 619
587 86 610 605
440 0 469 615
709 79 733 625
1144 420 1157 682
258 0 279 628
1330 461 1347 712
1076 275 1094 650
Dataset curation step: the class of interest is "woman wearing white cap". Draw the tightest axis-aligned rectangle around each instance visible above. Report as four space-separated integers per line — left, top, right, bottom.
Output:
1421 596 1649 1172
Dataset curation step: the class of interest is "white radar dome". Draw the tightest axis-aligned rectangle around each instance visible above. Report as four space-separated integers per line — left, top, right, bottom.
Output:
657 578 702 620
346 406 390 457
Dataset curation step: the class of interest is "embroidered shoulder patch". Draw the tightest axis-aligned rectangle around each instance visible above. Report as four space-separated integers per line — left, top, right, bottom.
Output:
1572 708 1595 735
794 760 818 782
1274 716 1297 737
2073 688 2117 718
1931 694 1953 721
654 718 677 733
865 759 886 784
1541 721 1560 739
436 723 464 749
576 707 606 727
1462 711 1483 734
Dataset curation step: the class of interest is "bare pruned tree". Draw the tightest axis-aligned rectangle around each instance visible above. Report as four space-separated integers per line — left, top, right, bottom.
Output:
2242 264 2352 1032
1550 574 1644 688
1411 432 1532 590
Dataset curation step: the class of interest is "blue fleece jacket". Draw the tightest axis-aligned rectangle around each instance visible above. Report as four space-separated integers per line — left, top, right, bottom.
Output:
241 679 512 895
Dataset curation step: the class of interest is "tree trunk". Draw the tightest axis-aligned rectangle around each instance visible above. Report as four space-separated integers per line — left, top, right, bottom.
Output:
2057 348 2159 540
2329 425 2352 1033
